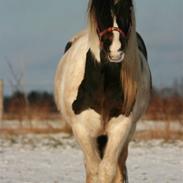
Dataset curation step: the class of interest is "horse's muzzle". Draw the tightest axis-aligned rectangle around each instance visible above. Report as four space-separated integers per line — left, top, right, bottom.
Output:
108 52 125 63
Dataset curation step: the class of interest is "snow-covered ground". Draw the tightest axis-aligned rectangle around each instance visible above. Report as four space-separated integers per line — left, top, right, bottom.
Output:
0 134 183 183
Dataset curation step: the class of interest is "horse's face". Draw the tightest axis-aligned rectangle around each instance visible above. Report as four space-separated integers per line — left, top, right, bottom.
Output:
98 18 126 63
94 0 133 63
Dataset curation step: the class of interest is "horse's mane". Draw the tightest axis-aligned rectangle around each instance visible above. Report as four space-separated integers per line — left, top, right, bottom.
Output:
121 10 141 116
88 0 141 116
87 0 101 61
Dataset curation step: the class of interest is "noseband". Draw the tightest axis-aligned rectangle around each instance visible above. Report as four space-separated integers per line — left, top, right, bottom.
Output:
98 27 126 39
97 26 128 49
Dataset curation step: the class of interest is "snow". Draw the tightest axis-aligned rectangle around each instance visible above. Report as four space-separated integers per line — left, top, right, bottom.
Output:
0 134 183 183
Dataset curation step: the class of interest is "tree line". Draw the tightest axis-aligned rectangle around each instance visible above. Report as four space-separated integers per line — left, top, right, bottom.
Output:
3 84 183 121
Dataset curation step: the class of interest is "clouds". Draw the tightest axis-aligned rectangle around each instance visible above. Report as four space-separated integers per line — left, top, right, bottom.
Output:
0 0 87 95
136 0 183 87
0 0 182 95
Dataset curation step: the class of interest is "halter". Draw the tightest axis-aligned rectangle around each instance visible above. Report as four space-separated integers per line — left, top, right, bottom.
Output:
98 27 126 41
97 26 131 50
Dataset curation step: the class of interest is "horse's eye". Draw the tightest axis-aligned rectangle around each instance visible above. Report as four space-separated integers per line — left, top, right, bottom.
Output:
102 33 113 42
108 35 113 41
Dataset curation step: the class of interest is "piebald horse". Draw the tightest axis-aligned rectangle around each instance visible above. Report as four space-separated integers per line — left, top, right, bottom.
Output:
55 0 151 182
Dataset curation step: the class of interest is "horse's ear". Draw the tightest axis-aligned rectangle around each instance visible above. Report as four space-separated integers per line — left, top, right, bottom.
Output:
113 0 119 4
115 0 133 6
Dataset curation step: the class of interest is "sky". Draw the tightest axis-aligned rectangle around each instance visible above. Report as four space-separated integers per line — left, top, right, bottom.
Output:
0 0 183 95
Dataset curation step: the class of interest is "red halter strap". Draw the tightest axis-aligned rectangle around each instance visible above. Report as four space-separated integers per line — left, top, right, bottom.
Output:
98 27 126 40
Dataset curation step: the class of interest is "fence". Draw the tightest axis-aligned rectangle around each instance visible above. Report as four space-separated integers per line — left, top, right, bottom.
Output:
0 80 3 121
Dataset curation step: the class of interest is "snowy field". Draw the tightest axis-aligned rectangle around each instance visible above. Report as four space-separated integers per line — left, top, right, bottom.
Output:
0 133 183 183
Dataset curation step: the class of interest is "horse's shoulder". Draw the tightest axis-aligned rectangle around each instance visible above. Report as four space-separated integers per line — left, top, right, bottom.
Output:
64 30 88 53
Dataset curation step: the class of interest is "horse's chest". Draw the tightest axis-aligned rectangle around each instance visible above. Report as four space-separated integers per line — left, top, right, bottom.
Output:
72 51 124 122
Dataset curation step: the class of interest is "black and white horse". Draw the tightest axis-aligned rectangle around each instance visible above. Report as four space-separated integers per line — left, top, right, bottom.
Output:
55 0 151 182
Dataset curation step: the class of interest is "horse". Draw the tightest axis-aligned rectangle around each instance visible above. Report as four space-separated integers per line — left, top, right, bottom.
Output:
55 0 151 182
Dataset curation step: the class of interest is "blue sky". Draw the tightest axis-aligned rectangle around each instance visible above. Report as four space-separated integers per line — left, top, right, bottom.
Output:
0 0 183 95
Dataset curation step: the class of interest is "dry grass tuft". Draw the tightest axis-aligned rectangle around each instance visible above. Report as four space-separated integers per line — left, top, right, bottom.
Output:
0 126 72 135
134 129 183 141
1 84 183 140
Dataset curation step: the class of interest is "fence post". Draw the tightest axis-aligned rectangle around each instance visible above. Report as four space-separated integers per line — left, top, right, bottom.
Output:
0 80 3 121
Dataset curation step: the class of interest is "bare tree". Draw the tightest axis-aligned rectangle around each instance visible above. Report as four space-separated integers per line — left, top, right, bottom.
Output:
5 57 31 126
5 57 24 93
0 80 3 122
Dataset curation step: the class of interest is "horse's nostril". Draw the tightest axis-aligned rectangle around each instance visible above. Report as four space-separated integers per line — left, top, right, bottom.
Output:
108 51 125 63
109 51 123 58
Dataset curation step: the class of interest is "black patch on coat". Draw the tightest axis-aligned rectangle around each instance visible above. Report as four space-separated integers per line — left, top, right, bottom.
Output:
72 50 124 121
136 32 148 60
97 135 108 159
89 0 133 34
115 0 133 35
64 41 72 53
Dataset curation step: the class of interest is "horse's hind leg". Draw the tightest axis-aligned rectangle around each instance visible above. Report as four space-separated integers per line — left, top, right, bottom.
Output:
113 145 128 183
124 165 129 183
118 145 129 183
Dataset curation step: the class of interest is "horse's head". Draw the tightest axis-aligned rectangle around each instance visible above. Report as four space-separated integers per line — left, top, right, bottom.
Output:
89 0 133 63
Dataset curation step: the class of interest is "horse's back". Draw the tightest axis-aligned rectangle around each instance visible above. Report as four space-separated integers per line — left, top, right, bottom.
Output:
136 32 148 60
64 30 88 53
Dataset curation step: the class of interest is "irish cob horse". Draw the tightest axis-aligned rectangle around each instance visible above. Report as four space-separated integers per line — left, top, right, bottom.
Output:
55 0 151 182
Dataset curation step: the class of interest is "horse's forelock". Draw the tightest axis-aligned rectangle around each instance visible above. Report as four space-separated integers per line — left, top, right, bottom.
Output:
88 0 114 30
88 0 133 31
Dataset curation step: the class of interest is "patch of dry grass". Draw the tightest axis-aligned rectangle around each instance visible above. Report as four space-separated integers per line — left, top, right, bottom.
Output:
0 125 72 135
134 129 183 141
1 87 183 140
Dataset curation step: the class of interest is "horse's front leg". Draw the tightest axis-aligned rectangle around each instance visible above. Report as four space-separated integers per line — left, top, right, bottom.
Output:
72 123 100 183
98 116 133 183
